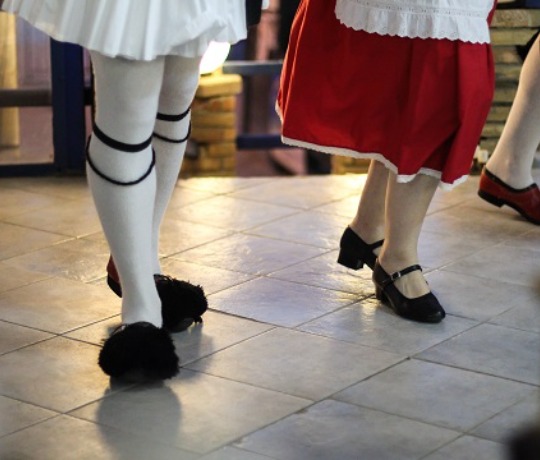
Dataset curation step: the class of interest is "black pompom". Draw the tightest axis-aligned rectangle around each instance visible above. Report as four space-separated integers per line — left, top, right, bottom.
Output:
155 276 208 332
98 322 179 381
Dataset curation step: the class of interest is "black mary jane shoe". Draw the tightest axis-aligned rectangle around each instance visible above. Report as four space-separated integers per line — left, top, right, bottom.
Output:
98 322 180 382
106 260 208 333
372 261 445 323
337 226 384 270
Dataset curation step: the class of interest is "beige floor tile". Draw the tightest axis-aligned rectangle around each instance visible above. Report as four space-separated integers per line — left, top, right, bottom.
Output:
298 298 478 355
269 250 376 295
171 195 298 232
187 328 403 400
418 323 540 385
335 359 535 432
157 219 234 258
160 259 255 295
0 321 53 355
0 222 68 261
0 396 58 437
425 270 537 321
64 316 120 345
228 177 357 210
237 399 460 460
3 199 101 237
3 238 110 283
200 446 276 460
490 301 540 334
0 177 90 200
0 263 51 294
471 391 540 443
180 176 273 194
0 415 198 460
443 244 540 289
0 337 121 412
71 369 311 454
174 233 326 276
422 436 506 460
0 278 119 334
418 230 493 270
313 195 360 219
0 187 71 220
171 310 273 364
248 211 350 250
209 277 357 327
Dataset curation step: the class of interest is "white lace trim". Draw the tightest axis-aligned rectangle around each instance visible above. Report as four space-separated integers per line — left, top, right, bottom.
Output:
335 0 492 44
280 135 468 191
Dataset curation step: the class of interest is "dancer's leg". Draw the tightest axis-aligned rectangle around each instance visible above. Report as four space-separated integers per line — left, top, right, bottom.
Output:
350 160 387 247
378 173 438 298
486 35 540 188
151 55 201 273
88 52 165 327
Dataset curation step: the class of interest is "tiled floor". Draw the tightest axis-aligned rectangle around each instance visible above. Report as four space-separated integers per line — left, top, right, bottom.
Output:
0 172 539 460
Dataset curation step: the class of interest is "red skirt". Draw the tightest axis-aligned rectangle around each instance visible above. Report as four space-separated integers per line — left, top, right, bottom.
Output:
277 0 495 189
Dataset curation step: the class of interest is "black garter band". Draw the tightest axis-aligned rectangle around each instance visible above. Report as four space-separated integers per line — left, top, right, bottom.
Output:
153 107 191 144
86 124 155 186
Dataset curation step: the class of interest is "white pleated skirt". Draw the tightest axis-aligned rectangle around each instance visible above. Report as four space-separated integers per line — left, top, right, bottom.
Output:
1 0 247 60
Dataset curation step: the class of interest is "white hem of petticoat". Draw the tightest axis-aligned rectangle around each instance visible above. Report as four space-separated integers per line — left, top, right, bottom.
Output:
335 0 491 44
280 136 468 191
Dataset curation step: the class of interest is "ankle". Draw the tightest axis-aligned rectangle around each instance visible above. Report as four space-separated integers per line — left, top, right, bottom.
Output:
349 221 384 245
486 158 534 189
377 253 418 275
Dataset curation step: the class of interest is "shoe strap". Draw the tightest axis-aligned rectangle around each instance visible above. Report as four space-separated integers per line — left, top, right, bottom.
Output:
381 264 422 288
368 239 384 250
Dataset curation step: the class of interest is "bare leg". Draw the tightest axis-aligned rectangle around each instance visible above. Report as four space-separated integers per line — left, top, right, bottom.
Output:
486 35 540 188
378 172 439 298
350 160 387 250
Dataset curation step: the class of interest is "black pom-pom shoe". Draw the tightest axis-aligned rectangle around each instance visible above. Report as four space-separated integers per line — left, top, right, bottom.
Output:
337 226 384 270
98 322 180 381
106 258 208 332
372 261 445 323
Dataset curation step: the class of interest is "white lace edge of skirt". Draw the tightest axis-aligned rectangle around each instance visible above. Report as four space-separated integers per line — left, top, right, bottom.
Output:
335 0 491 44
280 135 469 191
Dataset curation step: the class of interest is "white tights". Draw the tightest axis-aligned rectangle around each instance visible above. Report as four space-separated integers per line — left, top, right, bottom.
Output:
87 52 200 327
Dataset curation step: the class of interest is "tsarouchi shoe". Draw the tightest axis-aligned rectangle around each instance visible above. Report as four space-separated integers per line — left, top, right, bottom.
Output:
98 322 179 381
106 257 208 332
478 167 540 225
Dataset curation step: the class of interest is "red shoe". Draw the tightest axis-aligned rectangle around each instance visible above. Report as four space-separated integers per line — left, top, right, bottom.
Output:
478 168 540 225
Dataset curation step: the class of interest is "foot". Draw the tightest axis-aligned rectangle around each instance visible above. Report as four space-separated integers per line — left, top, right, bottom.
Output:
337 226 384 270
478 167 540 225
373 261 445 323
106 257 208 332
98 322 180 381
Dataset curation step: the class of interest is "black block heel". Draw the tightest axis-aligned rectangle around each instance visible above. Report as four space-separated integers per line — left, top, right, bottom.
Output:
337 226 383 270
337 251 365 270
372 261 445 323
